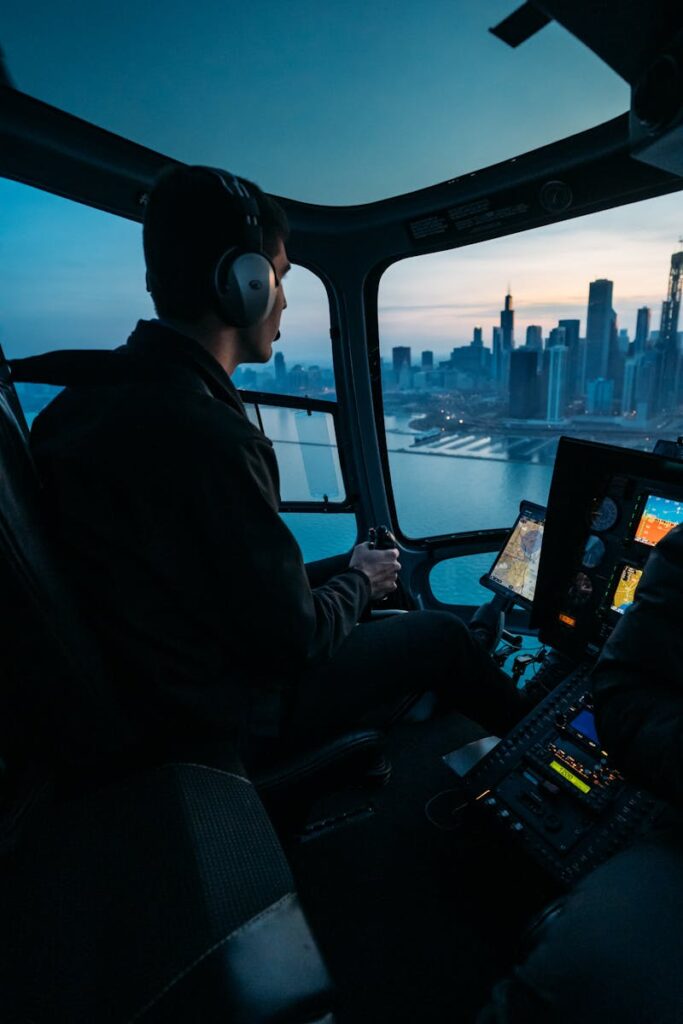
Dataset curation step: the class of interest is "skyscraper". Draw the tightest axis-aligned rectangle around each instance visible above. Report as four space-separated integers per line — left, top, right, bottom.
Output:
655 251 683 411
492 326 503 385
558 318 581 398
546 345 568 421
500 292 514 351
607 313 625 404
635 350 659 421
421 350 434 369
547 326 567 348
525 325 543 350
509 349 540 419
472 327 483 347
621 357 639 415
586 377 615 416
634 306 651 356
585 279 614 383
392 346 412 387
274 350 287 386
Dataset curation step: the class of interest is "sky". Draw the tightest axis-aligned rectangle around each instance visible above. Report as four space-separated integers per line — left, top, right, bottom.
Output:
2 1 628 204
2 2 681 365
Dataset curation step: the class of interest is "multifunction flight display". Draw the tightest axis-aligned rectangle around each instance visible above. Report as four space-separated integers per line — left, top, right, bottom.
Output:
532 440 683 658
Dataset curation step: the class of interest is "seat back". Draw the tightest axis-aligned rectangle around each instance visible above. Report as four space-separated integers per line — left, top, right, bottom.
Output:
6 761 335 1023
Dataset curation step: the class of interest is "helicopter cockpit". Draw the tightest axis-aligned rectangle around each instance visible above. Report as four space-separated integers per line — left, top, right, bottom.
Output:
2 2 683 1020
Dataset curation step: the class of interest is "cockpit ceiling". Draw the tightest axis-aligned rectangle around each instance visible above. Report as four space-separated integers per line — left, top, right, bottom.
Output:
3 1 629 206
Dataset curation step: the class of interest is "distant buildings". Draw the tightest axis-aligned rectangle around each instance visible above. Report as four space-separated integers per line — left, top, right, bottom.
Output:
374 249 682 428
492 326 503 385
558 319 580 397
274 350 287 385
500 292 514 351
585 279 614 384
634 306 650 356
392 346 412 388
509 349 540 418
586 377 614 416
655 251 683 411
546 345 569 421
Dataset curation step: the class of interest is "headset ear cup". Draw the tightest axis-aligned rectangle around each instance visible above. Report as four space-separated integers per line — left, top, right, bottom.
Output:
214 250 276 328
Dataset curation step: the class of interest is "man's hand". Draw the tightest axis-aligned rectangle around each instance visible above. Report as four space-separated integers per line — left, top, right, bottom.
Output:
349 542 401 600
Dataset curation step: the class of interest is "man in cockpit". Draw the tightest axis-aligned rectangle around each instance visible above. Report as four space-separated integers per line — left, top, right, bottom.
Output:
30 165 522 765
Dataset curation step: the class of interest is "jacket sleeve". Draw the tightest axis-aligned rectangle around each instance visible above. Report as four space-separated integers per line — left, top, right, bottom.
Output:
593 523 683 806
188 424 371 673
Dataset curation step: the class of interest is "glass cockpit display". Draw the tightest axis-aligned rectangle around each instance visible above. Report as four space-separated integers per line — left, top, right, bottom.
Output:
610 565 643 615
531 439 683 658
634 495 683 547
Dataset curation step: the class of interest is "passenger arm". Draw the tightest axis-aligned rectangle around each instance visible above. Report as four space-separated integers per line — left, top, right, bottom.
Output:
593 524 683 806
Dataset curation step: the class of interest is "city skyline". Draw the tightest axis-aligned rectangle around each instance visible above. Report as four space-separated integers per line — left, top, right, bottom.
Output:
379 190 683 356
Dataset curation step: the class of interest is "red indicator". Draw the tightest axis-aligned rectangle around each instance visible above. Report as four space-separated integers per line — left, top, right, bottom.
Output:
559 613 576 627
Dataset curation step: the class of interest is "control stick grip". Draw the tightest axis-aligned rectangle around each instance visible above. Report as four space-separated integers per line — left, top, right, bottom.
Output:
369 524 398 550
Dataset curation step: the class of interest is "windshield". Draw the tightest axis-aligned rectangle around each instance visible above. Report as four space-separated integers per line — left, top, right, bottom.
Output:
3 1 628 204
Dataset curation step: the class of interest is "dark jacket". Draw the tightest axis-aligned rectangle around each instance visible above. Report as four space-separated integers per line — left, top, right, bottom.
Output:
593 521 683 806
30 320 370 750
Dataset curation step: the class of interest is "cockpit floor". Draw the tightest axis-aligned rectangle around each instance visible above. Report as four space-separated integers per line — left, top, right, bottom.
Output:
286 711 557 1023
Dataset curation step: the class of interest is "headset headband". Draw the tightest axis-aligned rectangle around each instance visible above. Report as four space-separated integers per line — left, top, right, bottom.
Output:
195 166 263 254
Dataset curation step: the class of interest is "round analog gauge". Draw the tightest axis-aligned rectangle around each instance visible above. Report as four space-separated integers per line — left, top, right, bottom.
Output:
590 496 619 532
567 572 593 609
582 535 606 569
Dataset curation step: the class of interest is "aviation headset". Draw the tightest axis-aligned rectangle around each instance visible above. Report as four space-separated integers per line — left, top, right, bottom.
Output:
193 166 279 328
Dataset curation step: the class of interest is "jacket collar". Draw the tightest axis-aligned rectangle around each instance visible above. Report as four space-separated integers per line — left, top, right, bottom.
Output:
125 319 247 415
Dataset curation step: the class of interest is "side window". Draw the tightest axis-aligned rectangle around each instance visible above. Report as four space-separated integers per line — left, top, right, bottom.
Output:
1 177 155 424
378 190 683 546
232 266 336 399
237 267 356 559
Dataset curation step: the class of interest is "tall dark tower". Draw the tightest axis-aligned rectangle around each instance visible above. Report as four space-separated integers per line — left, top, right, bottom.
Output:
392 346 411 373
656 251 683 411
558 319 580 397
392 346 412 389
500 291 514 351
634 306 651 357
509 350 539 418
585 279 614 383
274 350 287 386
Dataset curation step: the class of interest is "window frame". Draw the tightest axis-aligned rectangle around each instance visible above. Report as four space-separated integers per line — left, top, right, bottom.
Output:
238 388 355 513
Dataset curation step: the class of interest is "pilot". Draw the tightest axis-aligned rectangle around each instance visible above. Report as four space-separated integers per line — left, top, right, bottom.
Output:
30 164 523 766
477 522 683 1023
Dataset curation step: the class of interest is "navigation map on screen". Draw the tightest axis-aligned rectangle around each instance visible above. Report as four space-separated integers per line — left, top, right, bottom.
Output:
489 510 544 603
634 495 683 547
610 565 643 615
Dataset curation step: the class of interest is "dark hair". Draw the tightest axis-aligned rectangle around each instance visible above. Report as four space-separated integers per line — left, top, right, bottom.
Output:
143 164 289 322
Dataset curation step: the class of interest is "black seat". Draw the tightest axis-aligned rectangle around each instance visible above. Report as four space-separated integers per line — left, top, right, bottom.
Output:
0 352 336 1021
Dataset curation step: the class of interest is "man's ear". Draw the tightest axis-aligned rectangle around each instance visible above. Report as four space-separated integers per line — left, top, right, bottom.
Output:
145 271 151 294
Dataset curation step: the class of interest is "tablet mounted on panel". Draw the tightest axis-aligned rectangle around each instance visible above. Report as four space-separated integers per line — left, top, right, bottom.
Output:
480 500 546 610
